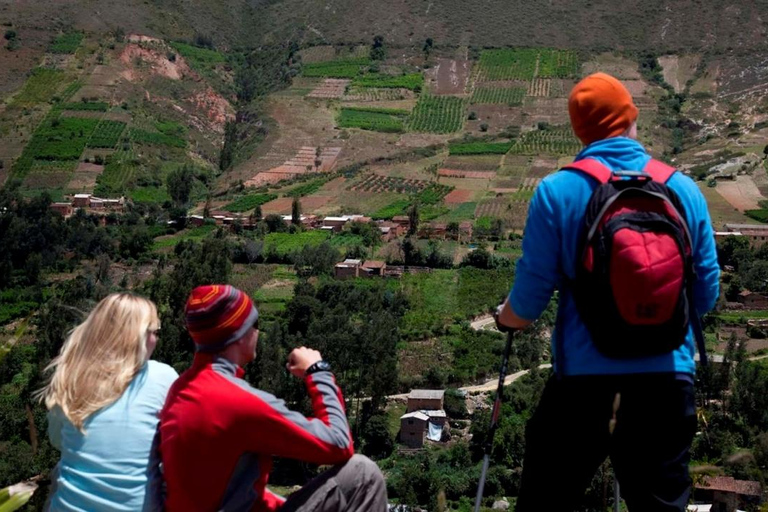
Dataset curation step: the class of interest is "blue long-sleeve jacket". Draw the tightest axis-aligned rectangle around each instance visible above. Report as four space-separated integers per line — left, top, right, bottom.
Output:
509 137 720 376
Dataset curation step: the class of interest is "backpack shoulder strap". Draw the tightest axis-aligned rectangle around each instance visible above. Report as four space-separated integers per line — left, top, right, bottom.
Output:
563 158 613 184
643 158 677 183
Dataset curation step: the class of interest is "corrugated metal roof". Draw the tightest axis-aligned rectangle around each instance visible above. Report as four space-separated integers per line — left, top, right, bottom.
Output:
408 389 445 400
401 411 429 421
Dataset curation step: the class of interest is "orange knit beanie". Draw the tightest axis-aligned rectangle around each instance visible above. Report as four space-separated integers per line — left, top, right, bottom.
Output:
568 73 639 145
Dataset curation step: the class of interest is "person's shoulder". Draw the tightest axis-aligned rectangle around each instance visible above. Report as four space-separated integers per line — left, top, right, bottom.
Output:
146 360 179 386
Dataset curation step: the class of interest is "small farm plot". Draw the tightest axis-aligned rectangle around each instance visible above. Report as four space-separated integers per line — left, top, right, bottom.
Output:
302 58 370 78
509 125 582 156
475 196 530 230
352 73 424 91
224 193 278 213
477 49 539 81
471 85 526 105
33 117 100 161
350 174 433 194
407 95 466 133
307 79 350 99
88 120 127 149
448 141 513 155
537 49 581 78
129 128 187 148
10 68 66 108
49 31 84 54
343 87 415 101
298 46 338 63
22 160 77 190
338 107 409 133
427 59 472 95
527 79 551 97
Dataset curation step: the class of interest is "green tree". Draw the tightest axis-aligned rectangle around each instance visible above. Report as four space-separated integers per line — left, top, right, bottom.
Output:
166 166 195 206
407 202 419 236
370 35 386 61
291 196 301 227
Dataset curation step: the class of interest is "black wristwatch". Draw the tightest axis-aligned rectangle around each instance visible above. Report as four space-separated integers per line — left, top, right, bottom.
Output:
305 360 331 376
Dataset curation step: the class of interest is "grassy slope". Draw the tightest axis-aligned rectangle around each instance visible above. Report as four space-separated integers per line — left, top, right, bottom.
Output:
6 0 768 53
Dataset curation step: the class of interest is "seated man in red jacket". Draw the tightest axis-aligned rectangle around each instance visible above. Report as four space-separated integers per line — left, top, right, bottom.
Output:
160 284 387 512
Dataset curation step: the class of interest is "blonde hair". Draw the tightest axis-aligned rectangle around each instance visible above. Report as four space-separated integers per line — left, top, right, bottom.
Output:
39 293 159 430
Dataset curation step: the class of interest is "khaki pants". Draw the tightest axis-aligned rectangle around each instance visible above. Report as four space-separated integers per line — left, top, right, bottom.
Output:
279 455 387 512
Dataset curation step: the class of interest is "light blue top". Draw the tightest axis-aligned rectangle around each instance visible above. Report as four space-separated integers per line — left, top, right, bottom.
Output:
47 360 178 512
509 137 721 376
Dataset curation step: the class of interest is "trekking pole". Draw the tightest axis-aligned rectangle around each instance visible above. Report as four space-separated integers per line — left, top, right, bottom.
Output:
474 328 516 512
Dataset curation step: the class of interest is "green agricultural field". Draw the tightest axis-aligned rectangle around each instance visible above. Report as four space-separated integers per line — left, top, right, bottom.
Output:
59 101 109 112
372 199 411 219
94 150 136 195
130 186 171 203
351 73 424 90
169 42 226 66
302 58 370 78
442 202 477 221
338 107 408 133
153 224 218 250
509 125 582 156
449 141 514 155
397 267 515 337
263 231 331 256
471 86 526 105
407 95 466 133
31 117 99 161
285 178 329 197
49 31 84 54
129 128 187 148
10 68 66 108
224 193 278 212
417 184 454 205
537 48 582 78
88 120 127 149
477 48 539 81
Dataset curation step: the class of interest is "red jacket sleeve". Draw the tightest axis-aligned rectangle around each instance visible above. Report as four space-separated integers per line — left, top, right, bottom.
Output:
226 370 355 465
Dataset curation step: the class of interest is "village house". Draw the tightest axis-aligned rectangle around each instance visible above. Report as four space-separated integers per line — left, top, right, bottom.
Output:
391 215 411 231
406 389 445 412
722 224 768 246
419 221 448 240
736 290 768 310
281 214 320 228
693 476 762 512
399 389 448 449
378 221 406 241
49 203 73 217
361 260 386 277
334 259 362 279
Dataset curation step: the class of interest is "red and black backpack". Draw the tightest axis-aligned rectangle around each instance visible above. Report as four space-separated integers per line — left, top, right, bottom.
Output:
564 158 707 362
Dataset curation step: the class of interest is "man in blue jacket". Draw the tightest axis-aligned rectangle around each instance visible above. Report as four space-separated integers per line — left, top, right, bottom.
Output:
496 73 720 511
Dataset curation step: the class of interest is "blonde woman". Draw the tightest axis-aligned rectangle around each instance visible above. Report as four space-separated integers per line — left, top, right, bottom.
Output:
40 293 178 511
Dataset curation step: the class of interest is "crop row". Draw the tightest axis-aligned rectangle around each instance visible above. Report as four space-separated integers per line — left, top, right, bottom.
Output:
338 108 407 133
477 48 581 81
351 174 431 193
471 86 526 105
407 95 466 134
10 68 65 108
477 48 539 81
537 49 581 78
351 73 423 91
88 120 127 149
417 184 454 205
